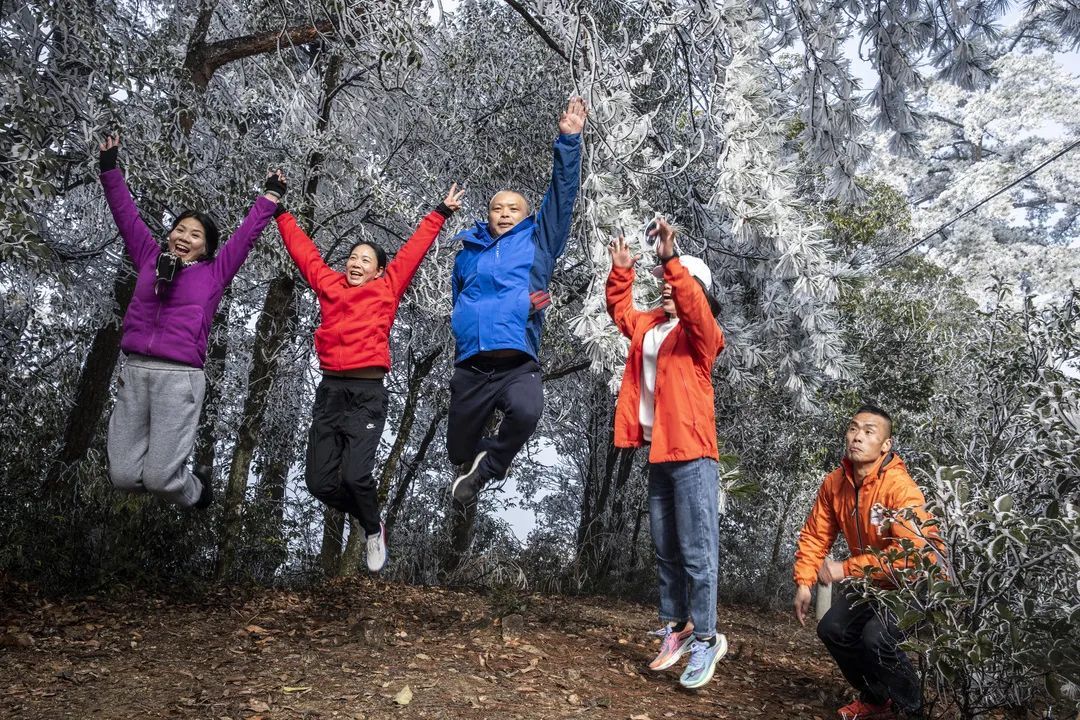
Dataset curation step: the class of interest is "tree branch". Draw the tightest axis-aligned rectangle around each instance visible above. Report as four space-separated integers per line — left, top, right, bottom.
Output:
503 0 569 61
188 20 336 90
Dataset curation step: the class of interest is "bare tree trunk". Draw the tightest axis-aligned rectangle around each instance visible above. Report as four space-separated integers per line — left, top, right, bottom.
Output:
318 507 345 576
214 274 297 579
44 255 135 490
339 344 443 575
385 407 446 536
439 413 499 581
215 53 342 580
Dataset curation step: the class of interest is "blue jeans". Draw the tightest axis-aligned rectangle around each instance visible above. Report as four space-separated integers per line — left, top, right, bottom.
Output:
648 457 720 639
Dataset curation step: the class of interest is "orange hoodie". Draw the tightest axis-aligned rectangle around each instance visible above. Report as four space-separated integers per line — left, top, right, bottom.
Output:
606 258 725 463
276 209 448 372
793 453 939 587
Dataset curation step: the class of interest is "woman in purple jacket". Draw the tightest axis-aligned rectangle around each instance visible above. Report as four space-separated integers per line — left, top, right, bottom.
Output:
99 135 284 509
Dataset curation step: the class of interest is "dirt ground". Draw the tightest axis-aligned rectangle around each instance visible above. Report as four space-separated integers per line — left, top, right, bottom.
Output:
0 577 851 719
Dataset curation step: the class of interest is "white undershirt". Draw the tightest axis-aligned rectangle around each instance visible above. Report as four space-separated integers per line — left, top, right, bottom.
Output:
639 317 679 442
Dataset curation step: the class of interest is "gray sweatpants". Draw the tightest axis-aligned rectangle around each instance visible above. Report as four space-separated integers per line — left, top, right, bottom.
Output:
107 354 207 508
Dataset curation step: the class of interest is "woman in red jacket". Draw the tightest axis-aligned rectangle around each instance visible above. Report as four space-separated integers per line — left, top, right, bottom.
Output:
606 218 727 689
276 184 464 572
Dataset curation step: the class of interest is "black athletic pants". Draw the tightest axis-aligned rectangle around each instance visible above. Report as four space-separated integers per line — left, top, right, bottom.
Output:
305 376 387 536
817 589 923 714
446 354 543 482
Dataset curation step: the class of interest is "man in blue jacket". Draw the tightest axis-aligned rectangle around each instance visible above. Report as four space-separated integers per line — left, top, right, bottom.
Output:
449 96 588 506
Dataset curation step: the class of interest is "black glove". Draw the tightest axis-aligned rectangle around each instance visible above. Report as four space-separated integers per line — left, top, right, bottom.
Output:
264 173 287 199
273 203 287 219
100 145 119 173
435 202 455 218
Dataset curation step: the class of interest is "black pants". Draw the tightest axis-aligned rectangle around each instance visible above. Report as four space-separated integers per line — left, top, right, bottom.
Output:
305 376 387 536
447 354 543 482
817 590 922 714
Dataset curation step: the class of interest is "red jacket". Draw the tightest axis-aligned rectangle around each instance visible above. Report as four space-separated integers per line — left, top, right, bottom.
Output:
277 209 448 372
606 258 725 463
793 453 940 588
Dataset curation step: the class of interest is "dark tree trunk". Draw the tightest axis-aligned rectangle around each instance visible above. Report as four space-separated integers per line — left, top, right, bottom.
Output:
385 407 446 536
214 273 297 579
44 255 135 489
318 507 345 576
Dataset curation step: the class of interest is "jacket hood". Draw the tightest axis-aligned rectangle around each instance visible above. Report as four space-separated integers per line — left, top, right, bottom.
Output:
461 216 536 248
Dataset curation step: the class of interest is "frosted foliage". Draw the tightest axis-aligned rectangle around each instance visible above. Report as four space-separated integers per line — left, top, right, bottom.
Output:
869 50 1080 307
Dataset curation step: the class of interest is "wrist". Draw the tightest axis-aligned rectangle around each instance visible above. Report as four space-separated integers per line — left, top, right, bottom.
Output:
264 191 281 202
659 250 679 263
435 202 455 218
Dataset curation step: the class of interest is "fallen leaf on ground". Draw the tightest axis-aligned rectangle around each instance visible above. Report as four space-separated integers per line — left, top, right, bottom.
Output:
393 685 413 706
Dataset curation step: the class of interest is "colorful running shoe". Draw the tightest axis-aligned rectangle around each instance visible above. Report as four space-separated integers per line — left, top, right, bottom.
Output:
678 634 728 689
648 624 695 671
838 698 896 719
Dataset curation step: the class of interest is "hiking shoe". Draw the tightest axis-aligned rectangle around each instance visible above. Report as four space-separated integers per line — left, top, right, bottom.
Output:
648 624 695 671
451 451 487 505
838 698 895 719
193 465 213 510
678 634 728 689
366 523 388 572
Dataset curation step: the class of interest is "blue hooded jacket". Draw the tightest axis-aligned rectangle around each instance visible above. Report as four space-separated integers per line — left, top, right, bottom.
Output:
451 133 582 363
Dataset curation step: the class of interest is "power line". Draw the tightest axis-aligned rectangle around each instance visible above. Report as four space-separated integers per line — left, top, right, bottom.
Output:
880 137 1080 267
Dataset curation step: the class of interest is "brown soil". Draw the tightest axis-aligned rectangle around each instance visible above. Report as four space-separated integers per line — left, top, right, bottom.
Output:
0 578 848 719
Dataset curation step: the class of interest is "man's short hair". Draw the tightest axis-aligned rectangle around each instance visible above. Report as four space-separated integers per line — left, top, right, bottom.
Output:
854 404 892 437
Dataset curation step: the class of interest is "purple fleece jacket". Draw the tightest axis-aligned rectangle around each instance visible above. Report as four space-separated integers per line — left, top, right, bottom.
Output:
101 169 277 368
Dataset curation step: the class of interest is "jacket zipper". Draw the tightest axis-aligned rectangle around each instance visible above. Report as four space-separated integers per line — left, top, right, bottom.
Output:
148 298 163 356
852 483 866 554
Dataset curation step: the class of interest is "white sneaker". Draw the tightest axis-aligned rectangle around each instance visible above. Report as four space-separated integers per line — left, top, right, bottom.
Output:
366 522 388 572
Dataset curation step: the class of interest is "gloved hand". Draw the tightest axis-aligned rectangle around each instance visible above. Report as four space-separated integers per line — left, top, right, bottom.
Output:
99 135 120 172
529 290 551 315
264 170 287 199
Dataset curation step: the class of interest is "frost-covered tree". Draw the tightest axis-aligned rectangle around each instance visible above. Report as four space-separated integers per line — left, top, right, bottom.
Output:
868 49 1080 306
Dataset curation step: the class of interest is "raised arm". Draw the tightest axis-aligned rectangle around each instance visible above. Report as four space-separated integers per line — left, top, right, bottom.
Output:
385 184 463 298
653 218 724 359
212 171 286 285
98 136 159 270
533 97 587 261
605 236 648 338
276 212 341 294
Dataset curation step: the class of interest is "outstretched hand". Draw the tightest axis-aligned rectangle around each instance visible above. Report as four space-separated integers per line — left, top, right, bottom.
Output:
608 235 640 269
443 182 465 212
99 134 120 172
559 96 589 135
647 217 676 260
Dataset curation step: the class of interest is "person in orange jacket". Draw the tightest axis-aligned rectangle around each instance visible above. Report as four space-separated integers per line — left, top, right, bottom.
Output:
793 406 935 720
275 183 465 573
606 218 727 689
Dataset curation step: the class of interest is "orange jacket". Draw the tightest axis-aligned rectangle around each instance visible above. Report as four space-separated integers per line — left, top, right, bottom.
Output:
606 258 725 463
793 453 939 587
277 209 448 372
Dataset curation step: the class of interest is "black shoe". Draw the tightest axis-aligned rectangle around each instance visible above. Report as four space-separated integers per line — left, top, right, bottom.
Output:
193 465 213 510
451 451 487 506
